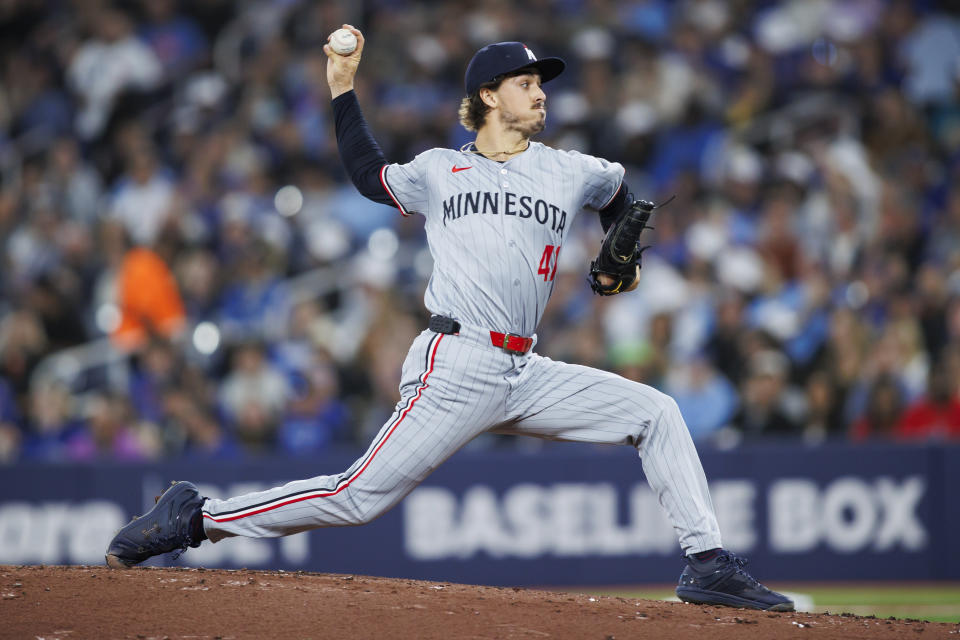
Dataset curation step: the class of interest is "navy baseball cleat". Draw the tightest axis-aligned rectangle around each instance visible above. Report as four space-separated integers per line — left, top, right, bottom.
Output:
105 481 207 569
675 550 794 611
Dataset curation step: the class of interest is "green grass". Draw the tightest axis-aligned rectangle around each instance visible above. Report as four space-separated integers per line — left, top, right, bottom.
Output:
590 584 960 623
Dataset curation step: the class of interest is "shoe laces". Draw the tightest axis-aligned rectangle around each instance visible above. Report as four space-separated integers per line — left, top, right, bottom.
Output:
721 551 748 570
161 529 197 561
719 552 770 591
169 542 190 562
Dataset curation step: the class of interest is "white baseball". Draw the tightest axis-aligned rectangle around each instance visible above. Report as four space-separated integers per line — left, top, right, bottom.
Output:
329 28 357 55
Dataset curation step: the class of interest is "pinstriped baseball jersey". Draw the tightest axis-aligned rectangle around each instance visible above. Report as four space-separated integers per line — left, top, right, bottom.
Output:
380 142 624 337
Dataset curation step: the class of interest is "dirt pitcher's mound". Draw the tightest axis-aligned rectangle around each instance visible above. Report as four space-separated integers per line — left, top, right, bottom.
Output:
2 565 956 639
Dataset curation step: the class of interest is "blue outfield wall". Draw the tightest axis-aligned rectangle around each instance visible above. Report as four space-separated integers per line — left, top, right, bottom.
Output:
0 443 955 586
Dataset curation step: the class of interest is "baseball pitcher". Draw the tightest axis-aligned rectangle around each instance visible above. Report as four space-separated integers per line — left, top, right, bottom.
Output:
106 25 793 612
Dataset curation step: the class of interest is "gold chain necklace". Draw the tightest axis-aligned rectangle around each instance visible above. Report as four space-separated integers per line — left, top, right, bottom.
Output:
459 140 530 160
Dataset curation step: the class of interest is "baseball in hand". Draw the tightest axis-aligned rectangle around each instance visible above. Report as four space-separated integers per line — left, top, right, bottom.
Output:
329 28 357 55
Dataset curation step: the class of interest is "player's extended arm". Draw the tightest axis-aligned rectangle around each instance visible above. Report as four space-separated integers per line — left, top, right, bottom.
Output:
324 25 395 208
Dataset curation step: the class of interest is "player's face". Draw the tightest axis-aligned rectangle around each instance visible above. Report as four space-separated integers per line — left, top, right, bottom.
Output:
496 73 546 136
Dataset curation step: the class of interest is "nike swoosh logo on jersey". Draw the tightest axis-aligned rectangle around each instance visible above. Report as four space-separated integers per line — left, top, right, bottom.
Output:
451 165 472 173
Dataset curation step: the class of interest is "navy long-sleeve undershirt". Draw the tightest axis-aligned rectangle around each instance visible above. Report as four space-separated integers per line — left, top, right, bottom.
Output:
599 182 629 232
331 90 394 207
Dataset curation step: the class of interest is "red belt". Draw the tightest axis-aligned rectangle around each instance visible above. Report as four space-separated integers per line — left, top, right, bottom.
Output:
489 331 533 354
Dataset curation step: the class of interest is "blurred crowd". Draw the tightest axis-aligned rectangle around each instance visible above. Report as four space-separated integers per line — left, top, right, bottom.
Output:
1 0 959 464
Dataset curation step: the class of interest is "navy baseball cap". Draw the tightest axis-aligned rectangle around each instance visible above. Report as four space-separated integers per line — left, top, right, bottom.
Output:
464 42 565 95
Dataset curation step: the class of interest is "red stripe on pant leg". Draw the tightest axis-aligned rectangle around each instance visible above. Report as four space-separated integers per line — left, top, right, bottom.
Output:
204 334 444 523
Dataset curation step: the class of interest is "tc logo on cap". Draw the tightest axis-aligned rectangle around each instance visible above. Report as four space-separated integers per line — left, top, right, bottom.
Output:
524 46 537 62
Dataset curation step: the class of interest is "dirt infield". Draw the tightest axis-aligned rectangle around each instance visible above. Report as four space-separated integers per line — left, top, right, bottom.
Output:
2 566 957 639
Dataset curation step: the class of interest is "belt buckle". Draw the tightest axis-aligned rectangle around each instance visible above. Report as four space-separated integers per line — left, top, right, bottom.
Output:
500 332 517 353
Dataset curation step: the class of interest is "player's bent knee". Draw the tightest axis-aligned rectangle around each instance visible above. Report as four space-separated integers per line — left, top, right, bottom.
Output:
340 500 377 526
340 506 373 526
338 489 396 526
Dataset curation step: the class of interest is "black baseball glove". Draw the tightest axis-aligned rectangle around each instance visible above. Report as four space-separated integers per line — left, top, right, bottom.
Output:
588 197 656 296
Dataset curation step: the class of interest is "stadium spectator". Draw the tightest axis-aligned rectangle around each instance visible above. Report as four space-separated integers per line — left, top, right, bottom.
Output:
20 381 84 461
3 49 72 146
67 392 161 462
0 309 49 399
278 350 351 456
138 0 209 79
730 349 802 440
45 138 104 226
850 373 907 441
801 369 848 443
112 243 187 351
218 239 291 342
129 338 180 425
162 375 240 460
894 357 960 440
66 7 163 141
173 247 221 324
665 354 739 441
218 340 291 453
0 377 22 462
106 145 177 247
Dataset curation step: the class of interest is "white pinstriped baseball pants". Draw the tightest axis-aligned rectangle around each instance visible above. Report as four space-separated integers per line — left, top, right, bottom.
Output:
201 323 723 554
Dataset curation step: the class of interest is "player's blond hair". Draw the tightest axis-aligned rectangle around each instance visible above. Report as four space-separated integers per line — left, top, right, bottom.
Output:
458 80 499 132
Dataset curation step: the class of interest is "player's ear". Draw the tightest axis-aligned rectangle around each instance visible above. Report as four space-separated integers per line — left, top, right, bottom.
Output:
479 87 497 109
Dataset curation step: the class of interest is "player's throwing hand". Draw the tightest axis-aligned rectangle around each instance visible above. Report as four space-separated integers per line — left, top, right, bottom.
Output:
324 24 364 98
